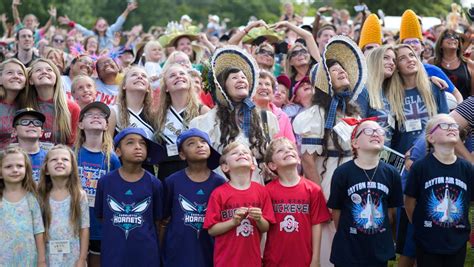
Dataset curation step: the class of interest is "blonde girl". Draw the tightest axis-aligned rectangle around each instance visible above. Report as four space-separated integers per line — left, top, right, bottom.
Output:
71 75 98 109
24 58 81 146
38 144 89 267
0 146 46 266
143 40 164 89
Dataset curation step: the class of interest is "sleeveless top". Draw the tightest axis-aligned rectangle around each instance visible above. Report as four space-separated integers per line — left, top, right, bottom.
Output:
439 61 472 99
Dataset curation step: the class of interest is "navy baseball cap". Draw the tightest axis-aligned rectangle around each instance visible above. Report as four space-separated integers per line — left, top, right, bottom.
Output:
13 108 46 127
176 128 221 170
114 127 165 164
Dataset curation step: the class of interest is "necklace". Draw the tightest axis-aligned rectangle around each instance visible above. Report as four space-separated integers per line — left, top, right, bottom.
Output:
361 162 379 193
442 57 458 68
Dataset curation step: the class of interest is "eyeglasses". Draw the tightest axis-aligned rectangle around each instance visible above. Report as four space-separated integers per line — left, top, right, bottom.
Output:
429 122 459 134
356 128 386 138
289 49 308 59
53 39 65 43
76 58 94 68
443 33 460 40
403 39 421 46
256 49 274 57
15 119 43 127
83 112 107 119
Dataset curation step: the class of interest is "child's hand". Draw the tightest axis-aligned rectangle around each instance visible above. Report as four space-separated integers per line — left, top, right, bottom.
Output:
232 207 248 226
74 258 87 267
248 207 263 222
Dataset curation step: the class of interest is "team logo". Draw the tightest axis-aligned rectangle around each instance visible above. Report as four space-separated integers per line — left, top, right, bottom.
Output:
427 186 464 228
279 215 299 233
179 195 207 232
352 192 384 234
236 218 254 237
107 195 151 239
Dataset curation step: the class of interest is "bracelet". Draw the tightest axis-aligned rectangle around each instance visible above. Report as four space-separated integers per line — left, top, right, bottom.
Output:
68 21 76 28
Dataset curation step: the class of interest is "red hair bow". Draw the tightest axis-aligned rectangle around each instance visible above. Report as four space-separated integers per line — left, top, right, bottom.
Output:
341 117 379 141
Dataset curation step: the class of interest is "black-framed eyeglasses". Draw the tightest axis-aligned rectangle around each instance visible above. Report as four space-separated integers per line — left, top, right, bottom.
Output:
53 39 65 43
83 112 107 119
443 33 460 40
289 49 308 59
356 128 386 138
15 119 43 127
256 49 274 57
429 122 459 134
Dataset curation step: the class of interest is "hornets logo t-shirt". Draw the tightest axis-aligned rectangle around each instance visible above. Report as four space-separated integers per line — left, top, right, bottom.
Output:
405 153 474 254
163 169 226 267
327 160 403 266
95 169 163 267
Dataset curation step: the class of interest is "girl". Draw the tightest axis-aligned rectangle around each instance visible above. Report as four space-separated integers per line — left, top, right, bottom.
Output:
75 102 120 266
24 58 80 146
143 40 164 89
405 114 473 267
0 58 28 149
71 75 98 109
154 63 209 179
38 144 89 267
0 147 46 266
263 137 330 267
327 118 403 266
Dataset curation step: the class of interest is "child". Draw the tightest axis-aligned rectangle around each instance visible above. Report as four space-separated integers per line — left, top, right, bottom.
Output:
95 127 165 266
404 114 474 267
162 128 226 266
38 144 90 266
71 75 98 109
263 137 331 267
203 142 275 267
327 118 403 266
75 101 121 266
0 146 46 266
12 108 48 182
143 40 164 90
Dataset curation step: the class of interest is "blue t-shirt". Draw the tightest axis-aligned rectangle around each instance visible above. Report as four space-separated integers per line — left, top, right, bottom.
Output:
95 169 163 267
424 63 455 94
163 169 226 267
404 153 474 254
327 160 403 265
77 147 121 240
391 85 449 154
29 148 47 182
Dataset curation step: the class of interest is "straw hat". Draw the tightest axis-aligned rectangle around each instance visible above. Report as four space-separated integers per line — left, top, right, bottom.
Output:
358 14 382 49
311 35 366 102
208 46 259 108
158 22 199 48
400 9 423 41
242 27 284 44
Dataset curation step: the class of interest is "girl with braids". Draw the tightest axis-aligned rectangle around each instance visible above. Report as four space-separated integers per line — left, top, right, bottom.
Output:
74 102 120 266
292 36 366 267
154 63 209 179
24 58 80 147
0 58 29 149
38 144 89 266
189 46 279 184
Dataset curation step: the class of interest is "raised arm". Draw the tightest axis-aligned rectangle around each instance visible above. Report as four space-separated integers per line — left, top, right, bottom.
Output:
11 0 21 26
228 20 268 46
108 2 138 35
58 15 94 37
38 6 56 36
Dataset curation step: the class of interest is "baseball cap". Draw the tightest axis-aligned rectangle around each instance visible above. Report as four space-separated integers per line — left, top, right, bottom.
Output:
79 101 111 121
176 128 221 170
13 108 46 127
113 127 165 164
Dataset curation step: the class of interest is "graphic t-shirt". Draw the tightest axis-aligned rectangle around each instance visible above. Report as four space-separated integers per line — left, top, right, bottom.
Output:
327 160 403 265
95 169 163 267
203 182 276 267
38 99 80 146
77 147 121 240
95 79 118 105
163 170 226 267
404 154 474 254
0 101 17 150
0 193 44 266
264 177 331 267
30 148 48 182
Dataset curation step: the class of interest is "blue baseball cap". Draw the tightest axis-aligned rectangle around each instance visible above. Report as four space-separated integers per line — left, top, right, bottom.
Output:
114 127 165 164
176 128 221 170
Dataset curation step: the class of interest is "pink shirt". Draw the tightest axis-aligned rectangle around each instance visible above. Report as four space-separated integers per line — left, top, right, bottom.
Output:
270 103 296 143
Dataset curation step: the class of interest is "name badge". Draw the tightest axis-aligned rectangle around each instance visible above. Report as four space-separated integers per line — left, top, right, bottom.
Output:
50 240 71 254
387 114 395 129
333 120 354 142
87 194 95 208
404 119 422 132
166 144 179 157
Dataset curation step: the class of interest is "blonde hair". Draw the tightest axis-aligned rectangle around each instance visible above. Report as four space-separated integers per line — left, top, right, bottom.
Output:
163 51 192 70
424 114 458 153
263 137 297 179
71 75 96 94
0 58 28 103
0 146 36 201
116 66 154 130
366 45 394 109
219 142 253 178
154 63 201 132
45 48 66 73
25 58 72 144
38 145 83 240
285 43 308 79
387 45 438 124
143 40 163 62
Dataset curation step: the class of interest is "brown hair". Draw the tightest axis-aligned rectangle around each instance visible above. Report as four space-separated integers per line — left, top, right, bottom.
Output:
219 142 254 179
433 29 466 66
0 146 37 201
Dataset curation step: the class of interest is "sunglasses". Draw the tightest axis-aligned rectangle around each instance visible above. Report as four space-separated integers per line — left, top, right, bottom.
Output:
53 39 65 43
429 122 459 134
15 119 43 127
403 39 421 46
256 49 274 57
356 128 386 138
289 49 308 59
443 33 460 40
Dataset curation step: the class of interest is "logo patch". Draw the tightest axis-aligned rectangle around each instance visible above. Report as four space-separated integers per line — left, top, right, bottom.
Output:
178 195 207 233
236 218 254 237
107 195 151 239
279 215 299 233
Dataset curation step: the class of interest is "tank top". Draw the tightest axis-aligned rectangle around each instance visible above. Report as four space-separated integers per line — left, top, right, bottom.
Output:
439 61 472 99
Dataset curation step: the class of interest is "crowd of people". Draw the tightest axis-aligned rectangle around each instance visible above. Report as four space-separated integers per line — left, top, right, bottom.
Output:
1 1 474 267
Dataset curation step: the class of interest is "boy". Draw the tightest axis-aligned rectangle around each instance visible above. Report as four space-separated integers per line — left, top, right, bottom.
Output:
95 127 165 267
162 128 226 266
12 108 47 182
203 142 275 267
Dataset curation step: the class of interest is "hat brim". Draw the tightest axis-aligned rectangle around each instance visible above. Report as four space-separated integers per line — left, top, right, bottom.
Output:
80 102 111 120
114 129 165 165
209 46 259 108
13 109 46 127
313 35 367 103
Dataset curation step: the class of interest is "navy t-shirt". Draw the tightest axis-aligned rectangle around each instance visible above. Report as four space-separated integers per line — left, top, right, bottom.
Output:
405 153 474 254
327 160 403 265
163 169 226 267
95 169 163 267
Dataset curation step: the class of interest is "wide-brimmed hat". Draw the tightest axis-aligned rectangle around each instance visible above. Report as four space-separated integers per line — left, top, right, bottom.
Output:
242 27 284 45
312 35 366 102
359 14 382 49
400 9 422 41
207 45 259 108
158 22 199 48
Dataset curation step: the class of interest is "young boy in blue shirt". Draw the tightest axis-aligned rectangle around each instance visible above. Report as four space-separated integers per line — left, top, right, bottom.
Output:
162 128 226 267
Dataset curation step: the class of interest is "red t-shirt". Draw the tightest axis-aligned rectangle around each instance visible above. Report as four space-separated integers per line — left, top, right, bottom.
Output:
38 99 79 146
204 182 275 267
263 177 331 267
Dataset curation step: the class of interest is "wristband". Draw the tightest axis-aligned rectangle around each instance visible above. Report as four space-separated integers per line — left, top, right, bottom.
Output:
68 21 76 28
